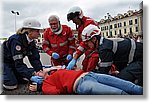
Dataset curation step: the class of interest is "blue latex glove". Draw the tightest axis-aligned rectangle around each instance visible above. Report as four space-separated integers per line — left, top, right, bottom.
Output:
52 52 60 59
30 76 44 84
73 52 80 61
66 54 73 61
66 59 77 70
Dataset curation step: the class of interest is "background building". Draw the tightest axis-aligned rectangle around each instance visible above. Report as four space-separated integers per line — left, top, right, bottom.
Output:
99 8 143 38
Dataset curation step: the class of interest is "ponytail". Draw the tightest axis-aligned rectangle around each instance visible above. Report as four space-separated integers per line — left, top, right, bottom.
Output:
16 28 31 35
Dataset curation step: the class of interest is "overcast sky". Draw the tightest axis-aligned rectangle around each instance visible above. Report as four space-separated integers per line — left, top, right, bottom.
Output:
0 0 142 38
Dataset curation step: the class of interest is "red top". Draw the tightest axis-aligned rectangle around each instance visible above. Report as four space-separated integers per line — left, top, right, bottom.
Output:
42 25 75 58
42 69 84 95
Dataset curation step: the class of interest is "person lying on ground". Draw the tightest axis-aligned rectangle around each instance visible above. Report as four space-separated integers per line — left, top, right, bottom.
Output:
29 66 143 95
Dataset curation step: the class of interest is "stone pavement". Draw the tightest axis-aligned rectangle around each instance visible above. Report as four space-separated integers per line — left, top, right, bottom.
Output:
1 83 43 95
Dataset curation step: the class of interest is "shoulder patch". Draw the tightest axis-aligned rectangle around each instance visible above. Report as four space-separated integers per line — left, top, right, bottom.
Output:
16 45 21 51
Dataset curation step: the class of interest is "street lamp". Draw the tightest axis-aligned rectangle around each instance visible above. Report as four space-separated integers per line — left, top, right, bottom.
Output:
11 10 19 32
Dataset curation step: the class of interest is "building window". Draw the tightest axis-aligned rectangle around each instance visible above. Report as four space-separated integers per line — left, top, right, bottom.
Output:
114 24 117 28
118 23 120 27
102 33 104 36
129 20 132 25
115 30 117 35
103 27 105 31
106 32 108 36
124 28 126 34
110 25 112 29
119 29 121 35
105 26 107 30
120 23 122 27
110 31 112 37
124 22 126 26
135 26 138 32
130 27 132 33
135 19 138 24
106 26 108 30
38 39 40 42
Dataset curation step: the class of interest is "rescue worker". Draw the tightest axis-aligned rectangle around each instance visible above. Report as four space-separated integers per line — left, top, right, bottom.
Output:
67 24 143 86
42 15 76 66
2 18 43 90
67 6 99 70
29 66 143 95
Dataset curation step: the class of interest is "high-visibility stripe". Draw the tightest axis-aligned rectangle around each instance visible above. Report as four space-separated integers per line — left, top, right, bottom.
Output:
128 39 136 63
99 62 113 67
68 37 74 41
44 47 50 52
99 37 104 45
13 54 23 60
69 46 76 50
77 46 84 52
51 44 57 47
112 41 118 54
60 41 68 47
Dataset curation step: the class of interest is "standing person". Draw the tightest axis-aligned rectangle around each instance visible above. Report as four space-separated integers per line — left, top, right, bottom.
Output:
67 24 143 86
67 6 100 70
42 15 76 66
29 67 143 95
2 18 43 90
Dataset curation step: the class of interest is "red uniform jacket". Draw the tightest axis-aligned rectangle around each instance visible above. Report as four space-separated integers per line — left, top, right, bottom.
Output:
76 16 99 55
42 69 84 95
42 25 76 58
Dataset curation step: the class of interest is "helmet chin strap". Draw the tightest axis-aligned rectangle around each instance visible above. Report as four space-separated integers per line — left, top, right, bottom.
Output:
90 37 98 49
75 17 83 30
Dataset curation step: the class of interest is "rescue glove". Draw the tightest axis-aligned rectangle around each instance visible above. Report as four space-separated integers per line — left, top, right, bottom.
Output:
73 52 80 61
30 76 44 84
66 54 73 61
66 59 77 70
52 52 60 59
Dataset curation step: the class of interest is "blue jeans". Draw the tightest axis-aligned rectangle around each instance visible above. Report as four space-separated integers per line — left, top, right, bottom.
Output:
76 72 143 95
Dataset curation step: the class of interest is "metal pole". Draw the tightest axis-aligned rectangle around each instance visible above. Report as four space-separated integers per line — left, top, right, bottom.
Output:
14 13 16 32
11 10 19 32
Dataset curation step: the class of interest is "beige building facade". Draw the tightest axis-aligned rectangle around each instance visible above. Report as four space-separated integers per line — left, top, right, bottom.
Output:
99 9 143 38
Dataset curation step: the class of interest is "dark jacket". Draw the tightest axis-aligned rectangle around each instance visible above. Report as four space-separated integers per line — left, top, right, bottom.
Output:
3 33 42 79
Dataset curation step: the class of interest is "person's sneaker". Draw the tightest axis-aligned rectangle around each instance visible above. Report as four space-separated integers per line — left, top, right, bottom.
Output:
3 84 17 90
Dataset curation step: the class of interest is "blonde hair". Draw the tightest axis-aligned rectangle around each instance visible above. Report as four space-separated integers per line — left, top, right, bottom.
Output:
16 28 32 35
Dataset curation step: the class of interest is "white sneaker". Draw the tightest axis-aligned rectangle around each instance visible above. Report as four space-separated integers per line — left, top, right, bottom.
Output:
3 84 17 90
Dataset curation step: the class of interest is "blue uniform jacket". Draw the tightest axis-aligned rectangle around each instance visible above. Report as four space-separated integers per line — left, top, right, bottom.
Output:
96 37 143 73
2 33 42 79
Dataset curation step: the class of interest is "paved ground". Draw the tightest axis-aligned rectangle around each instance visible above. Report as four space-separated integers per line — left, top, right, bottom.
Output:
1 83 43 95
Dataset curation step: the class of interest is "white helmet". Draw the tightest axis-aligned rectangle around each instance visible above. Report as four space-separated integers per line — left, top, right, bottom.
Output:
22 18 42 30
82 24 100 41
67 6 83 21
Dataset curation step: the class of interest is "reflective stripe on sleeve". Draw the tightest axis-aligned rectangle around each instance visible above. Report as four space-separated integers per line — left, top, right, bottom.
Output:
128 39 136 63
69 46 76 50
60 41 68 47
77 46 84 52
99 37 104 45
112 41 118 54
99 62 113 67
44 47 50 52
51 44 57 47
13 54 23 61
68 37 74 41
